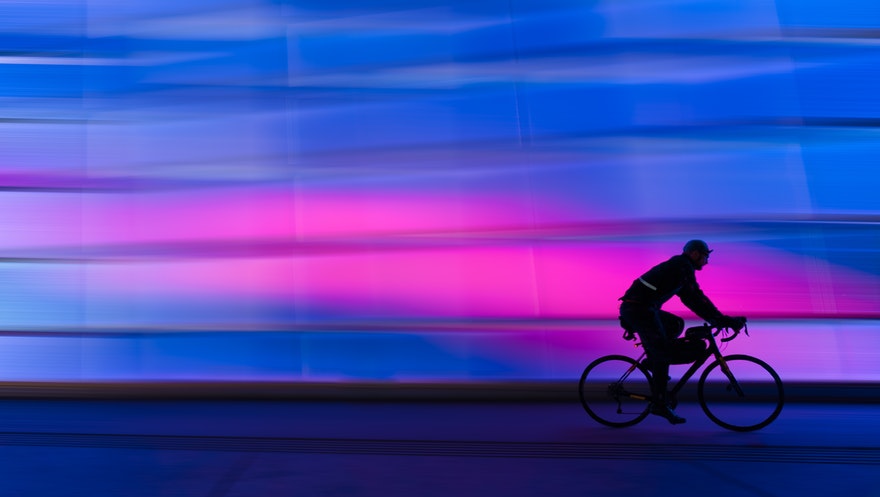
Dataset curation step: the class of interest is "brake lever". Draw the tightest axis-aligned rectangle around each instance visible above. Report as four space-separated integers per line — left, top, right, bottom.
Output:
720 327 739 342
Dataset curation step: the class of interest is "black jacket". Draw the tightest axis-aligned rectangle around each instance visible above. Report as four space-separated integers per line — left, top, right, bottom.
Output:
620 254 723 323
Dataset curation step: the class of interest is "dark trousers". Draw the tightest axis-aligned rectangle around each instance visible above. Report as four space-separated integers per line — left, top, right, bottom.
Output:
619 303 705 403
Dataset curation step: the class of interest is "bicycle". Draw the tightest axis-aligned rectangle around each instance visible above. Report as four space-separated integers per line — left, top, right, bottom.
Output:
578 322 784 432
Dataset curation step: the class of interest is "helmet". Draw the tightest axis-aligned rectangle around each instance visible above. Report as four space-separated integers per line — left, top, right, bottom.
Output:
683 239 712 254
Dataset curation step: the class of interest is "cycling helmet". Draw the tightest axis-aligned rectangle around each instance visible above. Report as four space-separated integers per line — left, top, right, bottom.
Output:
683 239 712 254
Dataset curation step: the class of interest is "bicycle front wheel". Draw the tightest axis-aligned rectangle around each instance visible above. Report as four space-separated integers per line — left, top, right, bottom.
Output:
579 355 652 428
698 354 784 432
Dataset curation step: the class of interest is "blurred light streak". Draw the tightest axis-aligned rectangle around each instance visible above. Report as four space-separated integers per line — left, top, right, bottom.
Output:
0 0 878 383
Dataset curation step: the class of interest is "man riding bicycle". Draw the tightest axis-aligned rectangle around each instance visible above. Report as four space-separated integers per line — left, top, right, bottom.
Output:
618 240 746 425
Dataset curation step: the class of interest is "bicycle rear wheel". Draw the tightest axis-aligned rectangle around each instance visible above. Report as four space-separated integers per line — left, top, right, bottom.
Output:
579 355 652 428
698 354 784 432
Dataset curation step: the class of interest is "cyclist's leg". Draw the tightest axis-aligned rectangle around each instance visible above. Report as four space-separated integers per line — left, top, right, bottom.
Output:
637 331 671 398
637 335 685 424
620 305 660 371
659 311 685 340
620 307 684 424
627 307 669 370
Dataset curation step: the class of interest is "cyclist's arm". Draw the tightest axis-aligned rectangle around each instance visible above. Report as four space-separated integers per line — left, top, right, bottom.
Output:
678 274 724 325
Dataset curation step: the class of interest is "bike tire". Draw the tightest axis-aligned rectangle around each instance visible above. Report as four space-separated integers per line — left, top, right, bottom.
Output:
579 355 652 428
697 354 784 432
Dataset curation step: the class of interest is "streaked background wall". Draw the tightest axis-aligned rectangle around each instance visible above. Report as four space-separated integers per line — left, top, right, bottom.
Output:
1 0 878 383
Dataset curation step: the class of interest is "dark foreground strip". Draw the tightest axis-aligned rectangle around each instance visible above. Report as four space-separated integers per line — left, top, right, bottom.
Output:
0 432 876 465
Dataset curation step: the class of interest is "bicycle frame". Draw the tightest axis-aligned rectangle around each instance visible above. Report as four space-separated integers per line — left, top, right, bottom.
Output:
638 326 744 402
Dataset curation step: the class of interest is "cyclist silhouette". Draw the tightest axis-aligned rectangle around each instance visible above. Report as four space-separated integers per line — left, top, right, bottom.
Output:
618 240 746 424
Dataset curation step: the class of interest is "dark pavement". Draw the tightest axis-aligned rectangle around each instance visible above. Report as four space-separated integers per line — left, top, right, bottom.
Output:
0 397 876 496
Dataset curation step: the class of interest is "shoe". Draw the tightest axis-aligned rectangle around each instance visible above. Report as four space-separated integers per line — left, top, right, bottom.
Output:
650 403 686 425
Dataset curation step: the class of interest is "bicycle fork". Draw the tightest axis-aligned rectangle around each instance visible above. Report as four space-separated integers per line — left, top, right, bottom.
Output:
716 357 745 397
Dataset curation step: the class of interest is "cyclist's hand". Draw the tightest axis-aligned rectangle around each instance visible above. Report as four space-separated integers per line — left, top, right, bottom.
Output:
727 316 747 332
717 315 747 331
